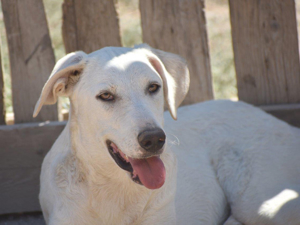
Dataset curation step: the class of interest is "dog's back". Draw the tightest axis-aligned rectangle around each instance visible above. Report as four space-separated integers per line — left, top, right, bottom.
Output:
166 100 300 225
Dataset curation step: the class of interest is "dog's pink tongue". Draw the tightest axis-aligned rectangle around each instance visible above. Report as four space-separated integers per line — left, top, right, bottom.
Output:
129 156 166 189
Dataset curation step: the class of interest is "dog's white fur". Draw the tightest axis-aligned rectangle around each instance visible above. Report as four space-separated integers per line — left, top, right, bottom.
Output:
34 45 300 225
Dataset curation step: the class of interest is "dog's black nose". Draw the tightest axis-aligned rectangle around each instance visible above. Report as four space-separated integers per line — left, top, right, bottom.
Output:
138 128 166 152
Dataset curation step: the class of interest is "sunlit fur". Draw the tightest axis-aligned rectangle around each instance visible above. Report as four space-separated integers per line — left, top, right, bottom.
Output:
35 45 300 225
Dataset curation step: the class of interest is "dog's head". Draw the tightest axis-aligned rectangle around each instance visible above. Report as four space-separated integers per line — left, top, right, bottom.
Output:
34 44 189 189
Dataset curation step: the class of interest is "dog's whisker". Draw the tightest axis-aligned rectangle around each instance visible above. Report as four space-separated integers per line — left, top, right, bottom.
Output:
169 134 180 146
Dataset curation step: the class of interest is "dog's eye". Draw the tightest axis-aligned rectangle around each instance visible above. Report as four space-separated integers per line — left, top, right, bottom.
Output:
148 84 160 94
97 92 114 101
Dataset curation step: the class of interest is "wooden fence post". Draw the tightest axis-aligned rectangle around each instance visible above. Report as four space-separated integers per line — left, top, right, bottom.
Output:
140 0 214 106
1 0 58 123
0 49 5 125
62 0 121 54
229 0 300 105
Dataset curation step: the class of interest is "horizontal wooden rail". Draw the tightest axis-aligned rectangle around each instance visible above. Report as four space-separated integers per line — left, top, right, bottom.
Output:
0 103 299 215
260 103 300 128
0 121 66 214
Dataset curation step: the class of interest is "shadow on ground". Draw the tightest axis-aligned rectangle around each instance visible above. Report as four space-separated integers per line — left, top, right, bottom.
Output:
0 212 45 225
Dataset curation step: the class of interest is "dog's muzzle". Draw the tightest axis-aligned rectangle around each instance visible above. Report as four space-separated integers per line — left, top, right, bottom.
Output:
106 128 166 190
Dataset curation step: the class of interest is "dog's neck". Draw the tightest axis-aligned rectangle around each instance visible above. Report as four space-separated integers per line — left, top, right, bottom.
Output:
64 108 158 222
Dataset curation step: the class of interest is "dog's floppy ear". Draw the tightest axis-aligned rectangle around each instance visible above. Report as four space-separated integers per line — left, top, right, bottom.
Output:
137 44 190 120
33 51 88 117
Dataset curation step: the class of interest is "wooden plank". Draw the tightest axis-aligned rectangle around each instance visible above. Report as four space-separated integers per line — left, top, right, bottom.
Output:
260 103 300 128
1 0 58 123
229 0 300 105
140 0 214 106
0 107 298 215
0 121 66 214
62 0 121 54
0 48 5 125
0 212 45 224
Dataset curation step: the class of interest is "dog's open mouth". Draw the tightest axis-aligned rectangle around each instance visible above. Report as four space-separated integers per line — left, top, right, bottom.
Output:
106 140 166 189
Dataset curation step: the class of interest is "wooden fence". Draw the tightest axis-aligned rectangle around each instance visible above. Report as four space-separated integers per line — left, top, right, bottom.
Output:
0 0 300 215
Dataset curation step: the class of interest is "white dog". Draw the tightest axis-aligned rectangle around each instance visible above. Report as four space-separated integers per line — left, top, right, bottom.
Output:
34 44 300 225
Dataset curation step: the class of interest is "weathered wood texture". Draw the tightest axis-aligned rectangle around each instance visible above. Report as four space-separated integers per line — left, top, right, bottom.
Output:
229 0 300 105
62 0 121 54
0 110 298 215
0 49 5 125
1 0 58 123
140 0 214 106
0 121 66 214
260 104 300 128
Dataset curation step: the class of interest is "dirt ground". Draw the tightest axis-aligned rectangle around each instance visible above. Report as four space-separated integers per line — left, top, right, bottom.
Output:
0 213 45 225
